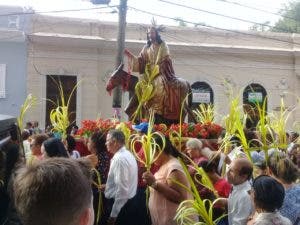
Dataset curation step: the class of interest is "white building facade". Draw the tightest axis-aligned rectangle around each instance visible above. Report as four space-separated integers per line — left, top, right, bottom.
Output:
26 15 300 129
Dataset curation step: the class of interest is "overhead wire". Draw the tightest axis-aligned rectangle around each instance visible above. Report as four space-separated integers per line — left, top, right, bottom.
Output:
215 0 299 23
15 5 291 108
0 2 298 63
0 6 119 42
0 5 118 17
158 0 300 34
23 8 297 79
0 0 298 32
159 0 277 30
127 5 300 47
163 31 293 70
136 23 289 88
0 1 296 42
4 3 291 113
134 17 294 88
0 2 297 74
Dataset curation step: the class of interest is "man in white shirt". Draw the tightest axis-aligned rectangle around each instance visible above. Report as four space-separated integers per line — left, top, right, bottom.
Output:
104 129 138 225
227 157 253 225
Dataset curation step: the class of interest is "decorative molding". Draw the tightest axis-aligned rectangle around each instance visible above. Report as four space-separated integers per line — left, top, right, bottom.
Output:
276 78 289 90
0 64 6 98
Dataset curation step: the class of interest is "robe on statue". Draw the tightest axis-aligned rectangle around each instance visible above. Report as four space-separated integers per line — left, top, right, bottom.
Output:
129 41 182 121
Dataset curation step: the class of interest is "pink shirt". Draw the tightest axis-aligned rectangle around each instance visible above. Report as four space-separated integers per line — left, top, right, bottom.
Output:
149 157 190 225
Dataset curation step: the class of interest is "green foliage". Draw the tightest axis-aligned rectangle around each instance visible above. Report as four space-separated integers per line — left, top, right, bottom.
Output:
92 168 103 224
269 98 291 150
130 111 165 210
130 112 165 171
48 78 80 139
272 1 300 33
17 94 37 131
193 104 215 124
174 159 226 225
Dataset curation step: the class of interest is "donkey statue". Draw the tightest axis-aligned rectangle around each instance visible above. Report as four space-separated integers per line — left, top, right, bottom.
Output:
106 64 196 125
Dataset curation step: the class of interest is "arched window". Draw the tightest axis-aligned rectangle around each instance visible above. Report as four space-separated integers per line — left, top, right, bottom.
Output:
190 82 214 122
243 83 267 129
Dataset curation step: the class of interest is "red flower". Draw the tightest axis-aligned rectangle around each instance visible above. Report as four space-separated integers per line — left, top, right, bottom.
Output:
77 119 223 140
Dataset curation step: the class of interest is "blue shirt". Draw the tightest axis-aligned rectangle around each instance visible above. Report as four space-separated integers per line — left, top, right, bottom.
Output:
280 184 300 225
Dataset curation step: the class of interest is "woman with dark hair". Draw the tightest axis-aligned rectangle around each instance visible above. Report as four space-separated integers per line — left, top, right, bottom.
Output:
88 131 111 184
41 138 69 158
247 175 291 225
142 135 193 225
268 157 300 225
87 131 111 225
66 135 81 159
29 134 49 164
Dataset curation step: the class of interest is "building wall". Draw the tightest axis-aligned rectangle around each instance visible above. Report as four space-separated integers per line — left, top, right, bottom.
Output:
27 41 117 128
27 15 300 129
0 42 27 117
167 49 295 125
0 6 32 118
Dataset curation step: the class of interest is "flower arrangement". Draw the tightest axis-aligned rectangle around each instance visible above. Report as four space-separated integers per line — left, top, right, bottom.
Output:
156 122 223 140
77 118 133 138
76 120 98 137
77 119 223 141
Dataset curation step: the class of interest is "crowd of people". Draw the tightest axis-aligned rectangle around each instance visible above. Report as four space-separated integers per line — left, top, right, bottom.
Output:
0 23 299 225
0 118 299 225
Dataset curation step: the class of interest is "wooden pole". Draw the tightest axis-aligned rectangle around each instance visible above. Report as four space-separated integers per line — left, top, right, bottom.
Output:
112 0 127 119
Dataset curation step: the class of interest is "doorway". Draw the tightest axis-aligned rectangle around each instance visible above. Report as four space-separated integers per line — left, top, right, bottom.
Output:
46 75 77 133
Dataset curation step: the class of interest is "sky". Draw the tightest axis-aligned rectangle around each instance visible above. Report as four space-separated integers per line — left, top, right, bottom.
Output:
0 0 293 30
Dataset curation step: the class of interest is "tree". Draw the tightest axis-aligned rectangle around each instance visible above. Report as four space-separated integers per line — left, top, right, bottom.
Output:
272 1 300 33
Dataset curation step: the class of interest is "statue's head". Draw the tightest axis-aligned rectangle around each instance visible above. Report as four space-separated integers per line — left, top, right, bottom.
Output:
146 18 164 46
147 26 158 44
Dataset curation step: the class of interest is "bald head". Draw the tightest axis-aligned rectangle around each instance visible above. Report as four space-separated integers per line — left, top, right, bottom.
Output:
236 158 253 179
227 157 253 185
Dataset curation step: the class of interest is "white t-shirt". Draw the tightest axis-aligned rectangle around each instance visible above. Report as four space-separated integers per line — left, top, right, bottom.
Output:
104 146 138 218
228 180 253 225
